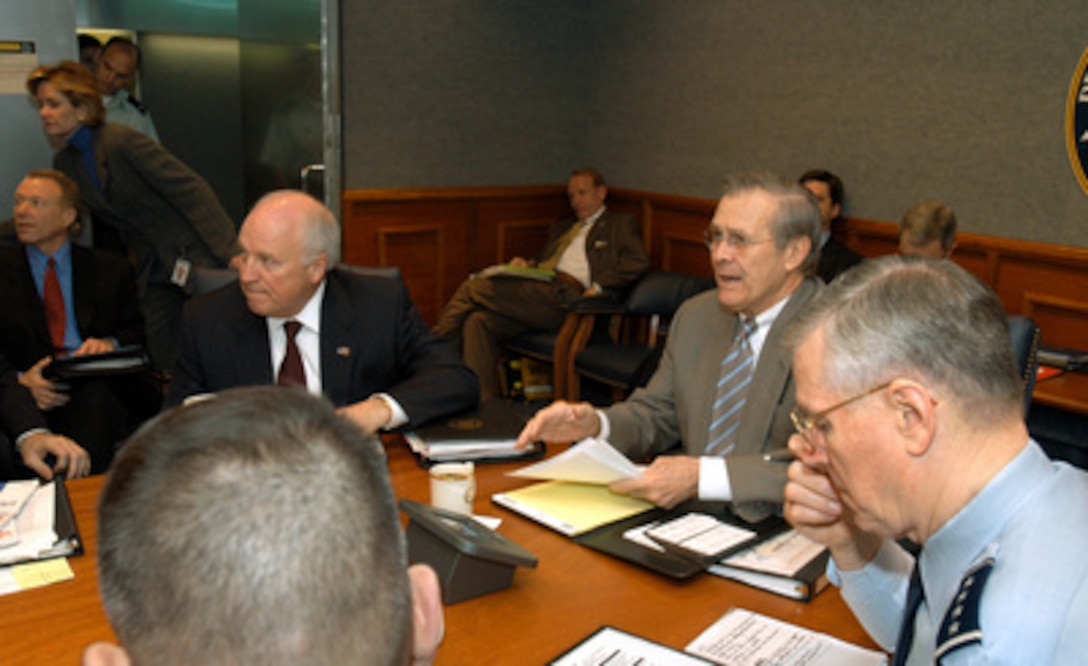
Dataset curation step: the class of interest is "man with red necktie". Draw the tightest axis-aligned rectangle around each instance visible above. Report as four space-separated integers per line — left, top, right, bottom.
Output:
0 169 153 475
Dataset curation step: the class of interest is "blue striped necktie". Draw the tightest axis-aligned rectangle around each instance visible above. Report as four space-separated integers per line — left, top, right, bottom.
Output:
706 317 757 455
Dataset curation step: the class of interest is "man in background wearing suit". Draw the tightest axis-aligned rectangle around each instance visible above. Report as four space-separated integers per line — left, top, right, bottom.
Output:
799 169 864 283
434 168 649 399
518 172 822 522
0 170 154 474
0 350 90 480
86 387 444 666
166 190 479 434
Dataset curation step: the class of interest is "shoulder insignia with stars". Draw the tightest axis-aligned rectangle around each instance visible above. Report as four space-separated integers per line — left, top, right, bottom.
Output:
935 556 995 660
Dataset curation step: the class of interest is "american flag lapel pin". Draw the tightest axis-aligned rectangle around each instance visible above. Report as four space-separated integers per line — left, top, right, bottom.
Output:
336 346 351 357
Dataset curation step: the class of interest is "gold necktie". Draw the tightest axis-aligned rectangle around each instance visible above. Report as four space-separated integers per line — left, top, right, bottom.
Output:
537 219 586 271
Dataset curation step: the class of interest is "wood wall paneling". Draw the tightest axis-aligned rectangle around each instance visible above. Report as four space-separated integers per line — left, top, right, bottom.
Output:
343 188 1088 345
827 218 1088 349
342 187 570 323
377 224 446 325
475 195 571 266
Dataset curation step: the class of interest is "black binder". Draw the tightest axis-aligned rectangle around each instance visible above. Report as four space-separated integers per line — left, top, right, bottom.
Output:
0 479 83 566
404 400 546 466
42 346 150 381
573 504 788 580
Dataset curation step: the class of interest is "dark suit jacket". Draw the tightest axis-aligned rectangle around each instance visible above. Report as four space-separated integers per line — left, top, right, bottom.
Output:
166 268 480 428
817 236 864 284
0 243 144 371
536 209 649 293
0 351 46 444
606 277 822 521
53 123 238 288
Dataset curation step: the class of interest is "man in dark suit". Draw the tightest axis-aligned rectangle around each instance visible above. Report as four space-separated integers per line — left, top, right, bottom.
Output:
434 168 649 398
0 350 91 480
519 172 822 522
1 170 153 474
166 190 479 434
799 169 864 283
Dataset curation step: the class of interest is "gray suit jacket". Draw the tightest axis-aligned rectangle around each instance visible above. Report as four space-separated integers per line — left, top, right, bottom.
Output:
605 277 822 521
54 123 238 289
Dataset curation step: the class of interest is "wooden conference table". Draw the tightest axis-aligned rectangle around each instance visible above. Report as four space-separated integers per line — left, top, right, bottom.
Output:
0 440 879 664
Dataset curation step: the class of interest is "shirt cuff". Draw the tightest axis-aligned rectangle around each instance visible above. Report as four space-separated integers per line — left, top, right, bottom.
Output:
376 393 408 430
698 456 733 501
595 409 610 440
15 428 50 454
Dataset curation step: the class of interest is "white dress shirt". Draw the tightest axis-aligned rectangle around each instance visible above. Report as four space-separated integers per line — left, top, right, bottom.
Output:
265 280 407 429
596 290 794 501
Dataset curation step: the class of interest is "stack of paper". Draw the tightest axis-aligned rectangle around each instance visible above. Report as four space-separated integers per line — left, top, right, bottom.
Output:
708 529 831 600
686 608 886 665
507 437 642 484
0 481 77 566
554 608 885 665
492 439 652 536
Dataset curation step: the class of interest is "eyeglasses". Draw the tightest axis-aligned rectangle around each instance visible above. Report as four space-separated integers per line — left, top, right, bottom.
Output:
703 227 776 252
789 381 893 443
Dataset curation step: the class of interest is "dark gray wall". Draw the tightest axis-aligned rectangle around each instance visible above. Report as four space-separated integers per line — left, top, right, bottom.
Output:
343 1 598 188
140 34 246 224
342 1 1088 248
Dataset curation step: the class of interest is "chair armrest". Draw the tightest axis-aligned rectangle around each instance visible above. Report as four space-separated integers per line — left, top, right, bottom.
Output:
567 294 627 316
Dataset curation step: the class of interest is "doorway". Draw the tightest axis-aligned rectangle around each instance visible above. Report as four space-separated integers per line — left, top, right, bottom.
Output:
75 0 339 223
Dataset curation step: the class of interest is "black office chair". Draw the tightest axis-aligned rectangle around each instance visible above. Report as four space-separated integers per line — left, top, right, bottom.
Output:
190 266 238 296
569 272 714 402
1007 315 1040 417
500 304 613 401
191 263 401 298
336 263 402 280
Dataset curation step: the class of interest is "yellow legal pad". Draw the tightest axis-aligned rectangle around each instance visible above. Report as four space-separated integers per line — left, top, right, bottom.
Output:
492 481 653 536
10 558 74 592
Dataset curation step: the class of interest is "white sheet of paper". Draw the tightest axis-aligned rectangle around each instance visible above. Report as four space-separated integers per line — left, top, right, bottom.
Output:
508 438 641 484
553 626 715 666
686 608 887 666
0 482 58 566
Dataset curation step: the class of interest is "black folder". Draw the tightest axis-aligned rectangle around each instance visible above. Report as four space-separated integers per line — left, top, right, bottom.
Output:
404 400 546 466
573 504 788 580
42 346 150 381
0 479 83 566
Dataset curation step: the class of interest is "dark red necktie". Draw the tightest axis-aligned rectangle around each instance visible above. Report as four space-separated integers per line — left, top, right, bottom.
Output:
277 320 306 387
44 258 67 356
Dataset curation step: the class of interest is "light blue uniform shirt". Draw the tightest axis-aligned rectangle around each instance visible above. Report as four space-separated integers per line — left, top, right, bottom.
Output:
104 89 160 142
832 441 1088 664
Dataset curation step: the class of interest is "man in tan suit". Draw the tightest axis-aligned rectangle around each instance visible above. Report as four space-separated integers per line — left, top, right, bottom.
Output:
518 172 822 522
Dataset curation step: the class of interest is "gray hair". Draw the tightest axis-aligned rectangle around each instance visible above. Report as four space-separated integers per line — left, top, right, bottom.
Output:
784 256 1021 421
251 190 342 267
899 200 957 254
721 172 822 275
97 387 411 665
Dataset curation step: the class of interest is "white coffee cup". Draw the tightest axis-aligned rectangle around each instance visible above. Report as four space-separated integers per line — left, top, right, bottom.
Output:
429 461 476 515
